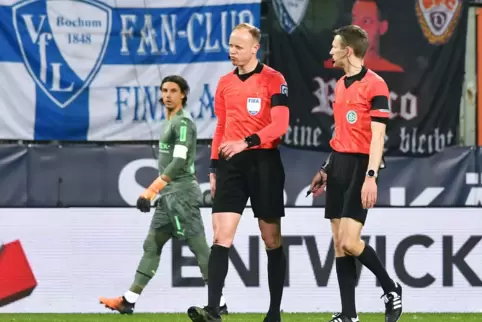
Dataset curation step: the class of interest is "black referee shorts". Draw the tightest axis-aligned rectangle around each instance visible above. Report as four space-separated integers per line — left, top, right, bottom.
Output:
212 148 285 219
324 151 369 225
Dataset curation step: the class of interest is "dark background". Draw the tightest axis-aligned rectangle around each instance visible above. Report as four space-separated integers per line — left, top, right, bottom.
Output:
263 0 469 156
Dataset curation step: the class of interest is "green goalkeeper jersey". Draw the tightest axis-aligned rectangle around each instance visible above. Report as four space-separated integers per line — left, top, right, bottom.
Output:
158 109 197 194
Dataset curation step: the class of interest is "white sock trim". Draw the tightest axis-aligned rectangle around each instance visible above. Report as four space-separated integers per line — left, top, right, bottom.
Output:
124 291 139 304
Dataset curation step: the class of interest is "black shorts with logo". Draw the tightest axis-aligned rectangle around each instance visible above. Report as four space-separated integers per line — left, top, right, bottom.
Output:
324 151 369 225
212 148 285 219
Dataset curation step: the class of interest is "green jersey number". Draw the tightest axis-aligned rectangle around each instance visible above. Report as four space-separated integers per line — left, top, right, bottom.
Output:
179 125 187 142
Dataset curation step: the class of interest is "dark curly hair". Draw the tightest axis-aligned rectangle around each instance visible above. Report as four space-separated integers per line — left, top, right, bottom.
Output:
159 75 190 107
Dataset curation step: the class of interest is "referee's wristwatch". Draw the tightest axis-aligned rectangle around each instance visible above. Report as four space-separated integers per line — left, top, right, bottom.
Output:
366 170 378 178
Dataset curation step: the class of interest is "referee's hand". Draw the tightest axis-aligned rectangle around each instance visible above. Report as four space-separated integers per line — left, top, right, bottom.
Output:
309 170 327 197
219 140 248 160
361 178 377 209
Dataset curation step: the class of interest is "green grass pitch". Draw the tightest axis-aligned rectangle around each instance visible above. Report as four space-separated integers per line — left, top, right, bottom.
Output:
0 313 480 321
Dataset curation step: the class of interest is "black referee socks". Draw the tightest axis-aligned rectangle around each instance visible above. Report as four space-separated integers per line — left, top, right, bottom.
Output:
336 256 358 318
266 246 286 315
207 244 230 310
357 244 395 294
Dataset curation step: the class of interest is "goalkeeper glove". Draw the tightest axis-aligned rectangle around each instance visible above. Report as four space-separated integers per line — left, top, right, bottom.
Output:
136 177 167 213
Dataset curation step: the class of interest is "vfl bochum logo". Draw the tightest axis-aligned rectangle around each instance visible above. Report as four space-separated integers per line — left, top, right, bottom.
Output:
272 0 309 34
12 0 111 108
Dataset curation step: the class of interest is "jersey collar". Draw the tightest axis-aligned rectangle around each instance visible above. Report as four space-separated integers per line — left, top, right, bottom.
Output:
344 66 368 88
234 61 263 81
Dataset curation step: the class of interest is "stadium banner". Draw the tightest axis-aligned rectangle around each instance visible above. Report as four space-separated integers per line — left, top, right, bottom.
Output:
0 145 480 207
470 0 482 6
0 207 481 313
267 0 469 156
0 0 261 141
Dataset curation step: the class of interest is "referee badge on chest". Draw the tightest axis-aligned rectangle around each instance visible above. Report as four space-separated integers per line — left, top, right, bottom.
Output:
346 110 358 124
246 97 261 116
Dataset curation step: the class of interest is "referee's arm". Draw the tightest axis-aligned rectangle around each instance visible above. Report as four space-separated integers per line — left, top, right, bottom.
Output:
251 74 290 146
368 121 386 171
210 80 226 172
368 84 390 171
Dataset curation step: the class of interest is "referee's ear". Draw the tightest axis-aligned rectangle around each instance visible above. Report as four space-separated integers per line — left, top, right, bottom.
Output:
252 42 260 52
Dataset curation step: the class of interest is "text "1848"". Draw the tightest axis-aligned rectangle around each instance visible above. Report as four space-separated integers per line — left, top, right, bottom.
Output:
68 33 91 44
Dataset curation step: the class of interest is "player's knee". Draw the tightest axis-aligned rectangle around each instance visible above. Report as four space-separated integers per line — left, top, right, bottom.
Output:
212 219 236 247
332 237 344 256
213 231 235 248
339 238 357 255
263 238 281 249
143 235 161 256
212 212 240 247
330 219 343 254
261 230 282 249
258 218 282 248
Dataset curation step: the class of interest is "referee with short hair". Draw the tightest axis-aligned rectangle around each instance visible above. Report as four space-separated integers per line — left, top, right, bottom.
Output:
309 25 402 322
187 23 289 322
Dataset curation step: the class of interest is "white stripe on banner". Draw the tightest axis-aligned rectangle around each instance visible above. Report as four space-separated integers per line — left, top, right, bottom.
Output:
88 62 233 140
0 62 36 139
0 208 481 313
0 0 261 140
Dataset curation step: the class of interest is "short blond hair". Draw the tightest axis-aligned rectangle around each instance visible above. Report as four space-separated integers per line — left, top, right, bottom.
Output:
233 23 261 43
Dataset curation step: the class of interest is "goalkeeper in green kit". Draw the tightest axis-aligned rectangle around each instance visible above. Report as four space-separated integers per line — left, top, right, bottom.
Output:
99 75 227 315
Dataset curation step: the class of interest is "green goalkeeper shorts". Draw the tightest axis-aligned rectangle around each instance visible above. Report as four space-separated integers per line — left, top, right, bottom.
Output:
150 186 205 240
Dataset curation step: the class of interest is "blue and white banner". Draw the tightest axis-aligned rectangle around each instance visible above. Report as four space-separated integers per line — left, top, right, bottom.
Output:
0 0 261 140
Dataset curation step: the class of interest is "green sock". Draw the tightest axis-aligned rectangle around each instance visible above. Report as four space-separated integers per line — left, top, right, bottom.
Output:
129 229 171 294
